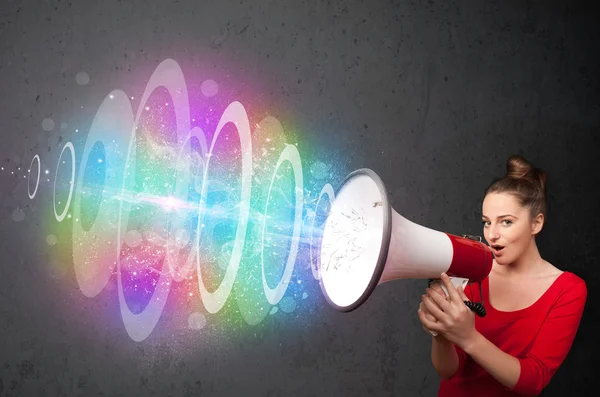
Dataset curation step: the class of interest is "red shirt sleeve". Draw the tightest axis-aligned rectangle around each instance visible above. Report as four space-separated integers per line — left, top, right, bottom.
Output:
510 278 587 396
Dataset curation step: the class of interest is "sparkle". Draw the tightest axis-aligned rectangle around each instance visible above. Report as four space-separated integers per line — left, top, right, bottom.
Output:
40 58 341 343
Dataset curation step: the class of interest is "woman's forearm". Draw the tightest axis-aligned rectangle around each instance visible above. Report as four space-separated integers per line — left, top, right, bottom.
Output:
462 332 521 389
431 336 460 379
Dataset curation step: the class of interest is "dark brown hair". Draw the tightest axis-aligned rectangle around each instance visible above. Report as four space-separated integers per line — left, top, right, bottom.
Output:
485 155 548 220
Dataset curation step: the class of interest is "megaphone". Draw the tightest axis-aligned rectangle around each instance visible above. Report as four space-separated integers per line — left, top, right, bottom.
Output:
318 168 493 317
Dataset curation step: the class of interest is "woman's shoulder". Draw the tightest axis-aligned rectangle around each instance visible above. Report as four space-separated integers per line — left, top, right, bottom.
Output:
554 269 586 288
549 269 587 306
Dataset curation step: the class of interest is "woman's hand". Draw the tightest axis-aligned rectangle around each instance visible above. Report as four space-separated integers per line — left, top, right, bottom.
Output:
418 273 479 350
418 280 449 338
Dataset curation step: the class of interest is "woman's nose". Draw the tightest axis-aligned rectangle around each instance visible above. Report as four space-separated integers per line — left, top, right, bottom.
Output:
488 225 501 239
492 228 500 240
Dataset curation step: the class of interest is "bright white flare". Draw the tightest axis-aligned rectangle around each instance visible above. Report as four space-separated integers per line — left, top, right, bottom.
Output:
319 173 385 309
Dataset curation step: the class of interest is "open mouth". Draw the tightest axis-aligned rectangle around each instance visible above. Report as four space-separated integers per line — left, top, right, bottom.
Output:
491 244 505 253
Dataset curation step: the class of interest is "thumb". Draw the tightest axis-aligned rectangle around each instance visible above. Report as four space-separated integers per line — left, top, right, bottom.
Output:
458 285 470 301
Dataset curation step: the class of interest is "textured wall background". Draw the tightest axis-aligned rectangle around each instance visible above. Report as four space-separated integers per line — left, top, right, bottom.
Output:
1 0 598 396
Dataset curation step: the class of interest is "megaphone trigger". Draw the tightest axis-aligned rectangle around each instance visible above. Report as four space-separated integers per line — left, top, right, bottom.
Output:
440 276 470 297
428 276 487 318
430 276 487 318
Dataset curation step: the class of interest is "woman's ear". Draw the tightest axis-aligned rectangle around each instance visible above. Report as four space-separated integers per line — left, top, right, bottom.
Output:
531 213 544 235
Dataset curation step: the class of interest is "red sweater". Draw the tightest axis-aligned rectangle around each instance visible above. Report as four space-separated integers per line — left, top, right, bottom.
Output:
438 271 587 396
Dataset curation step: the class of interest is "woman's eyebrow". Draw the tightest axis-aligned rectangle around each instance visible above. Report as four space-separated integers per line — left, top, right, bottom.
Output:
481 214 517 219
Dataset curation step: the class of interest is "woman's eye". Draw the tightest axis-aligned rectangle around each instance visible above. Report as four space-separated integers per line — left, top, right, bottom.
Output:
502 220 512 226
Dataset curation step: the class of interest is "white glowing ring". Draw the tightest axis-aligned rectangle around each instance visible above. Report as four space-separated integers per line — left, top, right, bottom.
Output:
261 144 304 305
117 58 190 342
309 183 335 281
196 101 252 314
166 126 208 282
72 89 134 298
28 154 41 199
54 142 75 222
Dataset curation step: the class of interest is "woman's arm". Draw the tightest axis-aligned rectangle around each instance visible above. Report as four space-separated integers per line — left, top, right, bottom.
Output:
419 280 467 380
421 283 521 388
461 332 521 388
431 335 462 380
463 278 587 395
422 273 588 396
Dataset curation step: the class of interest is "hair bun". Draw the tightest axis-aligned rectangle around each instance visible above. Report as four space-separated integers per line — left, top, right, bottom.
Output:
505 155 547 192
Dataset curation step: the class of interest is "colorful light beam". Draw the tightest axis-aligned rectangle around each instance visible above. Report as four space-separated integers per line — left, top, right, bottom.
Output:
25 58 346 342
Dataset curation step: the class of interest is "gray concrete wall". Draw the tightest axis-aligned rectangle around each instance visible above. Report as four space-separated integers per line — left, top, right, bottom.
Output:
1 0 597 396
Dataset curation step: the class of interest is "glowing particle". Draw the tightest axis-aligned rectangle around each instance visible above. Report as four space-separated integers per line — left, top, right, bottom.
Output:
42 118 54 131
310 161 330 180
124 230 143 248
188 312 207 330
302 292 308 300
46 234 58 246
200 79 219 97
75 72 90 85
269 306 279 315
279 296 296 313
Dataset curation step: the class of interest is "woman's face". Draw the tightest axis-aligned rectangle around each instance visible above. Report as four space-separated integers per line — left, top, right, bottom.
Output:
481 192 539 265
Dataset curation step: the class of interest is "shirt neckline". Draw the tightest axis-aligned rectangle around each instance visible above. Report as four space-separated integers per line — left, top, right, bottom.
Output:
485 271 568 315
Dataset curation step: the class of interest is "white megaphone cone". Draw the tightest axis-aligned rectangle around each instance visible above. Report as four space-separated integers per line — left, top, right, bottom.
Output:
318 168 493 316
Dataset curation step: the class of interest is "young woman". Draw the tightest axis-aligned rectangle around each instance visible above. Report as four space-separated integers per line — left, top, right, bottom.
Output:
417 155 587 396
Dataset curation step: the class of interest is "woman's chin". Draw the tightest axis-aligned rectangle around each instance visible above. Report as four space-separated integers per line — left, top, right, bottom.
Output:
494 257 508 266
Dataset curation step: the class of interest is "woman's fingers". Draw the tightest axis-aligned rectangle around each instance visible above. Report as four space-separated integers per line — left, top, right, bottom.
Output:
418 307 442 333
458 285 470 302
429 281 447 298
440 273 460 303
420 302 438 323
426 287 451 311
422 293 446 320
